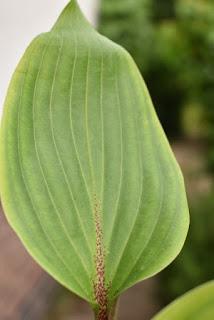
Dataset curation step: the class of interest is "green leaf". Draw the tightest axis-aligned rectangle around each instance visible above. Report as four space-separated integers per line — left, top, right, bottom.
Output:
152 281 214 320
0 0 189 316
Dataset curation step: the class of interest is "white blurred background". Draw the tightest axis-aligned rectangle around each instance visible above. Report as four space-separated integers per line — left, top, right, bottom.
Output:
0 0 99 117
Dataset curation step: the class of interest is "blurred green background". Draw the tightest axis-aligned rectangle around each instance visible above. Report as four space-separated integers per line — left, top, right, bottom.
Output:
100 0 214 161
99 0 214 306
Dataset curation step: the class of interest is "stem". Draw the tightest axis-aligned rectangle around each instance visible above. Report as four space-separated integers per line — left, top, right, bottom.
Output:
94 299 119 320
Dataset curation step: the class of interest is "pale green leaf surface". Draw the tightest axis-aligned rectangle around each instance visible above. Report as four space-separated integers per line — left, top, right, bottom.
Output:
153 281 214 320
0 0 189 310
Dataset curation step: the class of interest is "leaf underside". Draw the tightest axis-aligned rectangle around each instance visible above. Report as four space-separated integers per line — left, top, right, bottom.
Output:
0 0 189 312
152 281 214 320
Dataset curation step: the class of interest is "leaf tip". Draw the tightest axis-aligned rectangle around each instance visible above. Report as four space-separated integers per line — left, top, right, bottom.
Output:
52 0 92 33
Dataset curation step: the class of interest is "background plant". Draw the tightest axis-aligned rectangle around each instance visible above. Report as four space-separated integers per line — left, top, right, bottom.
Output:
153 281 214 320
100 0 214 167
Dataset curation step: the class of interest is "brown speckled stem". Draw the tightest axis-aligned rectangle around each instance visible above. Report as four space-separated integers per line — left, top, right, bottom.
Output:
94 299 119 320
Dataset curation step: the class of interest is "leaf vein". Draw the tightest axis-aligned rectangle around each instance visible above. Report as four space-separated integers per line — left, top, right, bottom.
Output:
32 36 91 284
17 38 88 298
49 33 94 262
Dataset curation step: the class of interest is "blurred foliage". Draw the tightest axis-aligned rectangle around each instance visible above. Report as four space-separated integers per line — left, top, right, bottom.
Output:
99 0 214 166
99 0 153 73
182 103 207 139
158 192 214 304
